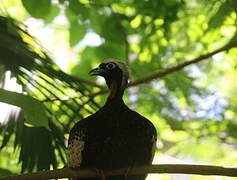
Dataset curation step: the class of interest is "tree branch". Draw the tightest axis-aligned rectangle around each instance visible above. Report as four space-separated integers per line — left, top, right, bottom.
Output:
89 41 237 96
66 41 237 91
1 164 237 180
128 41 237 87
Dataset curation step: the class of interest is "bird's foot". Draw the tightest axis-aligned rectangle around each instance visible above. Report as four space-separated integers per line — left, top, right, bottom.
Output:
94 168 106 180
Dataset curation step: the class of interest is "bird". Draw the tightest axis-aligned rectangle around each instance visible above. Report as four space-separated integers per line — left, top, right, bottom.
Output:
68 59 157 180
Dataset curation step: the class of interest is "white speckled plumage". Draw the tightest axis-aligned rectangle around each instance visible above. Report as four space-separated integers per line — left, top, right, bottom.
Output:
68 127 86 168
68 139 85 168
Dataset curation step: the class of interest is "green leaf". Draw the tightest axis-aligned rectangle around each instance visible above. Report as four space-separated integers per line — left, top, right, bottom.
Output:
207 1 232 31
99 15 124 44
0 64 5 81
65 7 78 22
227 121 237 139
0 89 49 129
95 42 126 60
89 9 107 35
21 0 51 19
69 21 86 46
71 48 94 77
58 0 66 4
68 0 89 20
0 168 13 176
19 126 56 172
44 5 60 24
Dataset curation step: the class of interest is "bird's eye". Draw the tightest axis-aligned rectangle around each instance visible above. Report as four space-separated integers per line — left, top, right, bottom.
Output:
106 63 116 70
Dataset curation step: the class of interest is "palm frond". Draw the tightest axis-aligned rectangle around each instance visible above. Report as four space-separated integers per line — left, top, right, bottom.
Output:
0 15 100 172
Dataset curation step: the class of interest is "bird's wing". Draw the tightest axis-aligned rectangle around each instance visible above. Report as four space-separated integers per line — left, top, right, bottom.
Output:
68 122 87 168
150 133 157 164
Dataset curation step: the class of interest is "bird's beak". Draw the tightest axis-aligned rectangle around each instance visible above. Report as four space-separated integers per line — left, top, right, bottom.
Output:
89 67 106 76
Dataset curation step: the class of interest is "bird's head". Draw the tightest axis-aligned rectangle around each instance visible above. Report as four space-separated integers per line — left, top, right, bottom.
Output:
89 59 130 99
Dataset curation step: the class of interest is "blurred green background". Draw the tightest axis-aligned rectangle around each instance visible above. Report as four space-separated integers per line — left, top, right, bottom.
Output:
0 0 237 179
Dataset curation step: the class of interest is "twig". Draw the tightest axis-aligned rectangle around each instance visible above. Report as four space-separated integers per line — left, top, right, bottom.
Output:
1 164 237 180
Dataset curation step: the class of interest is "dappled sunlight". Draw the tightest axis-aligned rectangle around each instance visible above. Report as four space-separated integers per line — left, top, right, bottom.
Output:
0 71 21 124
1 0 237 179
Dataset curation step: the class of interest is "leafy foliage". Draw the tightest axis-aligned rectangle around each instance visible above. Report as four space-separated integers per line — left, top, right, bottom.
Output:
0 0 237 179
0 89 48 128
0 15 99 173
21 0 52 19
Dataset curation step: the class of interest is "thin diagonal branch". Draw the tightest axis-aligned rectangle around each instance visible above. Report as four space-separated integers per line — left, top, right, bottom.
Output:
128 41 237 87
89 41 237 97
1 164 237 180
71 41 237 90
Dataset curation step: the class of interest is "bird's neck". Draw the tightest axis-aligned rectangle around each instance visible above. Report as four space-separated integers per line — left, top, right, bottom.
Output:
105 80 125 105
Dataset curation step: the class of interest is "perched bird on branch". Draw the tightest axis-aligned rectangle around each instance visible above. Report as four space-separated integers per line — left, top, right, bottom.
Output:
68 59 157 180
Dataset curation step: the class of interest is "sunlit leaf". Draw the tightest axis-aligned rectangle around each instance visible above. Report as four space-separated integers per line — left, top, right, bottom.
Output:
68 0 89 20
21 0 51 19
44 5 60 24
89 9 107 35
0 64 5 81
207 1 232 31
0 89 49 129
2 0 237 177
69 21 86 46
